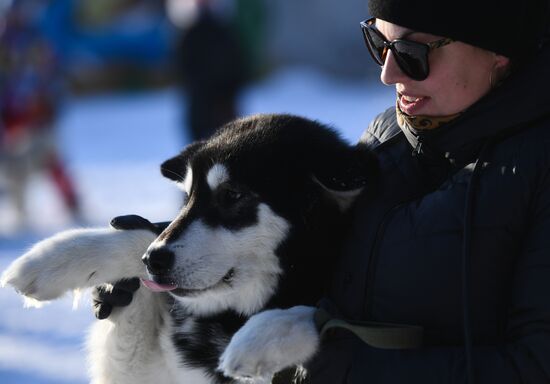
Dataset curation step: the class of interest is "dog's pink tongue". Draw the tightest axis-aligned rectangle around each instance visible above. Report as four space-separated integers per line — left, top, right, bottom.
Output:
141 279 177 292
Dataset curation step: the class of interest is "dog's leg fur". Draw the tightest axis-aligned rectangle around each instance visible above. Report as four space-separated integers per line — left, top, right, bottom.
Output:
87 289 182 384
1 227 156 301
88 291 216 384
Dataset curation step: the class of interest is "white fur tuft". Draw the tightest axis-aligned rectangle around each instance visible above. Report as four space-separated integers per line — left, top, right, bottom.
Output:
206 163 229 190
23 296 44 308
182 165 193 195
311 175 364 211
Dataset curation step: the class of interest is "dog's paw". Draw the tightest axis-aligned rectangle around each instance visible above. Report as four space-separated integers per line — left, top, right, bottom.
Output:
1 229 98 300
1 227 154 301
218 306 319 382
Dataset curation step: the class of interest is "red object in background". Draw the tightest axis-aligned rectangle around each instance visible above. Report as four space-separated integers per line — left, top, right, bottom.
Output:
48 152 80 214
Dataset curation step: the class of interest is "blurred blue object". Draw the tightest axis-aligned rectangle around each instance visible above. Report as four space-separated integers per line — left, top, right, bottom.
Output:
38 0 174 70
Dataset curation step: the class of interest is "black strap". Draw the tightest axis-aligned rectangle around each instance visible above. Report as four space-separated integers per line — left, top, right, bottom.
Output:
314 308 423 350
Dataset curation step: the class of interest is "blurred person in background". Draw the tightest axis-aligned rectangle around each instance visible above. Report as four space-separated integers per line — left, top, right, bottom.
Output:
166 0 250 141
0 0 81 230
232 0 267 81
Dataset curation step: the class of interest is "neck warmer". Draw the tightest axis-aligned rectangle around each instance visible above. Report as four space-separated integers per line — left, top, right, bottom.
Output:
396 99 462 131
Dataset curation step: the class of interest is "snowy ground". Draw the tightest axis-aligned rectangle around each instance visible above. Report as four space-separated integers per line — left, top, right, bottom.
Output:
0 67 394 383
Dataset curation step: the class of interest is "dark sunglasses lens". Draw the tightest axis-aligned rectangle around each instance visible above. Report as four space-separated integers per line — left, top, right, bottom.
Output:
363 26 386 65
392 40 430 80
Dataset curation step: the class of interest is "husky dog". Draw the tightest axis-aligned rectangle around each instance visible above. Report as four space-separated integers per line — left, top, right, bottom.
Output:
1 114 376 383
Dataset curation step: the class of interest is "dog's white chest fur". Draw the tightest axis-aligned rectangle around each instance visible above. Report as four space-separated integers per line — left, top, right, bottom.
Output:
87 290 212 384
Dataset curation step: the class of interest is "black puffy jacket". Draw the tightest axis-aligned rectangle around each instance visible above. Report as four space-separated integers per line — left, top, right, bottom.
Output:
308 43 550 383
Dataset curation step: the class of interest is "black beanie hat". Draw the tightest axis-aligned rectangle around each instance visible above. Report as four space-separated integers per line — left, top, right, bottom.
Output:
368 0 550 60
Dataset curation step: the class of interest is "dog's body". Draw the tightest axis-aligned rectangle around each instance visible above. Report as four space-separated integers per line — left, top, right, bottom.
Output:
1 114 376 383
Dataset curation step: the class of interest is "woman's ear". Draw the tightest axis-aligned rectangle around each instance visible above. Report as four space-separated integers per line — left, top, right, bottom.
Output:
494 53 511 79
494 53 511 70
489 52 511 88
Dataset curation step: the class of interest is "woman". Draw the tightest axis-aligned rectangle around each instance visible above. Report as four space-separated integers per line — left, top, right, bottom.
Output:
302 0 550 382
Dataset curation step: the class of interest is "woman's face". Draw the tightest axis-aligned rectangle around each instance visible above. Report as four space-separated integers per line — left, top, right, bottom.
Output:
376 19 510 117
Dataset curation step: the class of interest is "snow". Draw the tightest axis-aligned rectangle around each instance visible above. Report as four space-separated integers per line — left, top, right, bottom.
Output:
0 66 394 383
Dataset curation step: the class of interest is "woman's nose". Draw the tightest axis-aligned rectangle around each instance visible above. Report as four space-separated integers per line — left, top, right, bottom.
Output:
380 50 409 86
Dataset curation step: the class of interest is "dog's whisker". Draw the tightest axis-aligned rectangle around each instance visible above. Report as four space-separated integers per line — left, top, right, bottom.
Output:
169 299 178 313
161 167 185 182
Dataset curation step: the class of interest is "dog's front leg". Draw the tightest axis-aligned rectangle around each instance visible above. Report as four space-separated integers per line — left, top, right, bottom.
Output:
87 289 178 384
218 306 320 383
1 227 156 302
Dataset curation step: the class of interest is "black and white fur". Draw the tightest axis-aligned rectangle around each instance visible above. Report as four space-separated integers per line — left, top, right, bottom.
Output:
1 114 376 383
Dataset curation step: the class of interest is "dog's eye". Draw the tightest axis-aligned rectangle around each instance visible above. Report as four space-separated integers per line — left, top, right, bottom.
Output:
218 185 245 206
224 189 243 203
217 183 249 207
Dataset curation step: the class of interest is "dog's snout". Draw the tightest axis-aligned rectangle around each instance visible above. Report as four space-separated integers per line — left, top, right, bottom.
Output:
142 248 175 275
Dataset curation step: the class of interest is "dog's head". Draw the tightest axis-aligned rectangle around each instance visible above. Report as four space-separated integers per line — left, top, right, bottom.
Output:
142 114 377 315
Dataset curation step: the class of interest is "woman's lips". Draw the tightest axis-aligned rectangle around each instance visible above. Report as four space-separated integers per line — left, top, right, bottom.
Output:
398 93 429 115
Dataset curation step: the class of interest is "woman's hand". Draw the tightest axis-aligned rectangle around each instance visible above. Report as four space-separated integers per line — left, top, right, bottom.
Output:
91 215 169 320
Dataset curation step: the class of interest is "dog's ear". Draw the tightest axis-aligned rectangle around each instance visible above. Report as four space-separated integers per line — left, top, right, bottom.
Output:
311 143 378 211
160 141 205 182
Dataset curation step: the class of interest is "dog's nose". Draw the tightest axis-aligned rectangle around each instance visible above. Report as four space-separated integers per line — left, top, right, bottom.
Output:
142 248 175 275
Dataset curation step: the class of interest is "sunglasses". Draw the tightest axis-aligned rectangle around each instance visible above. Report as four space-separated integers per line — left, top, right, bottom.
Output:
360 17 454 81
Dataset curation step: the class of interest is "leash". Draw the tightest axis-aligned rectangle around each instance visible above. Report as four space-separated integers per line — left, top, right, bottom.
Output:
314 308 423 349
